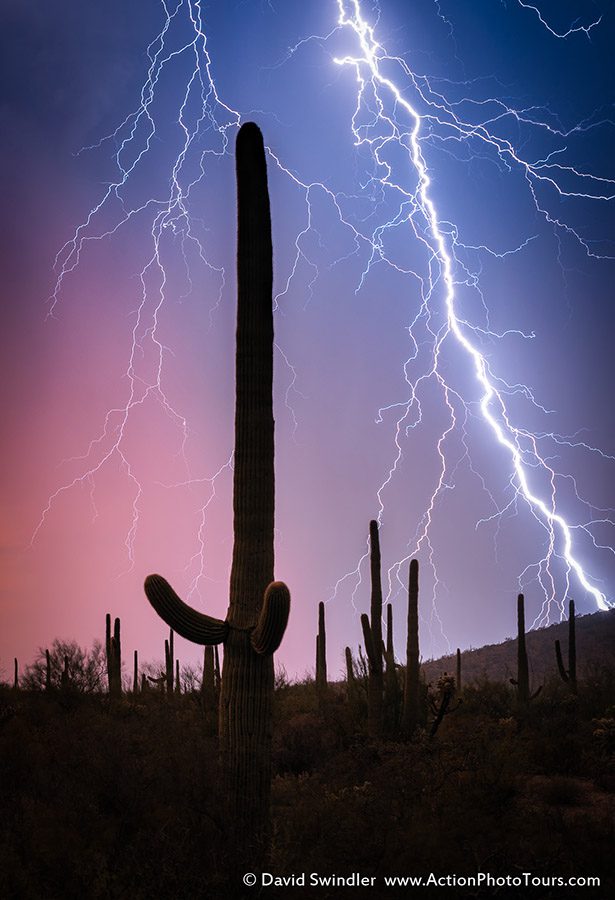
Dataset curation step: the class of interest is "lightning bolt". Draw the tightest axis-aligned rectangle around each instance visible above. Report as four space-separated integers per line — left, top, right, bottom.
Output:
34 0 613 654
326 0 613 637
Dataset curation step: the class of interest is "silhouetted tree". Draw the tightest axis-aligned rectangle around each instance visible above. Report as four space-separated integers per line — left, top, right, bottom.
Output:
22 639 106 693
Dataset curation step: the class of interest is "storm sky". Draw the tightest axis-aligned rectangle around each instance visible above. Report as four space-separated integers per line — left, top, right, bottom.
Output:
1 0 613 681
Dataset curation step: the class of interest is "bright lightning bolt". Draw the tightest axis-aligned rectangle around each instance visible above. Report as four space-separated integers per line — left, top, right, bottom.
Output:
32 0 613 657
328 0 613 625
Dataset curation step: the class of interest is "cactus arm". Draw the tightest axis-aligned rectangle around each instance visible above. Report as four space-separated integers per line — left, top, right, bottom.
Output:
250 581 290 655
360 613 378 669
144 574 228 645
555 638 569 682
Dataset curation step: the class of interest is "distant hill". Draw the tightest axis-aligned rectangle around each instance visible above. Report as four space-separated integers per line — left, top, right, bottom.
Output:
420 608 615 686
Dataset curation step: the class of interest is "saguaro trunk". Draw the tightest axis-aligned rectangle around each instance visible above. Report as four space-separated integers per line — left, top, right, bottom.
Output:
402 558 420 735
360 520 384 737
516 593 530 706
143 123 290 854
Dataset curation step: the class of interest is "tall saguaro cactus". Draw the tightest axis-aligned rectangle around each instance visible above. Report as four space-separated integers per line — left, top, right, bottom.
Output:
144 123 290 843
555 598 577 695
105 614 122 697
510 593 541 707
402 558 420 735
360 519 384 736
316 601 327 691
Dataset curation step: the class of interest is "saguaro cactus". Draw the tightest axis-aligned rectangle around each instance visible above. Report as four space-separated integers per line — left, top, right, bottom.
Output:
45 649 52 692
510 593 541 707
61 655 70 692
383 602 400 733
133 650 139 693
456 647 462 694
555 598 577 695
144 123 290 843
165 630 174 696
402 558 421 735
316 601 327 691
360 519 384 736
105 614 122 697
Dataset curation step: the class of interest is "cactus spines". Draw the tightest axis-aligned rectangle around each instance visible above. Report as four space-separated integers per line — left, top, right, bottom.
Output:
316 600 327 690
555 598 577 694
402 558 420 735
143 122 289 847
456 647 462 694
510 593 541 706
105 614 122 697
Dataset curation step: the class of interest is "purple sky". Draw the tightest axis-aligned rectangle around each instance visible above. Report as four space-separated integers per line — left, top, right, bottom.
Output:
1 0 614 682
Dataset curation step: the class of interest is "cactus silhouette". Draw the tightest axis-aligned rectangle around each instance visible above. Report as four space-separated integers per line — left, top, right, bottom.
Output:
165 630 174 696
105 614 122 697
402 558 421 735
360 519 384 736
143 123 290 845
383 602 400 733
510 593 542 707
316 600 327 691
555 598 577 695
456 647 462 694
133 650 139 694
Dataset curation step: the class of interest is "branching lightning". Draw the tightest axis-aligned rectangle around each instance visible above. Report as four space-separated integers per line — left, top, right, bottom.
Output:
34 0 613 653
325 0 614 637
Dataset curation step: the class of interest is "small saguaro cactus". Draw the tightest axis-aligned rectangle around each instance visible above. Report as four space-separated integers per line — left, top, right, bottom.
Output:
175 659 180 695
345 646 356 696
456 647 462 694
316 601 327 691
360 519 384 737
510 593 541 707
133 650 139 693
61 655 70 692
13 658 18 691
165 629 174 696
555 598 577 695
45 649 52 692
105 614 122 697
144 123 290 847
402 558 421 735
